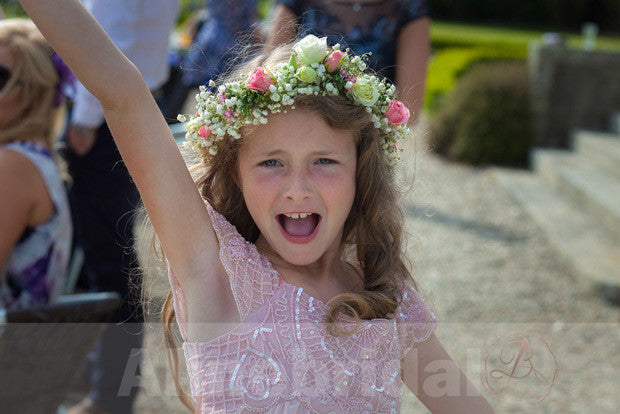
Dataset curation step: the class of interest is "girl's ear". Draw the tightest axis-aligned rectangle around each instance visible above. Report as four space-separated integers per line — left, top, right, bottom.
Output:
227 159 241 188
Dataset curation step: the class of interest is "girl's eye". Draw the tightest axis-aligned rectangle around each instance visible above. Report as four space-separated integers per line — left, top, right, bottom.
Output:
260 159 280 167
316 158 337 165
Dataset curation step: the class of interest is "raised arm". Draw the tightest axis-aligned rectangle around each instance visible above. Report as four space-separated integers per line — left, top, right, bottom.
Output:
18 0 218 278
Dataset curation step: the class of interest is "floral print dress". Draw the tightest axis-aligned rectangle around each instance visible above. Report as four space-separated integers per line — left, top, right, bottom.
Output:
181 0 258 87
0 142 72 311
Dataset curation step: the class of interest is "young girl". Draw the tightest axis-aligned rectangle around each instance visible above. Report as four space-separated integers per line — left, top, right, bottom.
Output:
18 1 493 412
0 18 72 311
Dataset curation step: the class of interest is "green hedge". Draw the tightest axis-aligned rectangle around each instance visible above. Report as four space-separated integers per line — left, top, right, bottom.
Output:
0 0 26 17
431 22 539 51
425 46 525 112
429 62 533 166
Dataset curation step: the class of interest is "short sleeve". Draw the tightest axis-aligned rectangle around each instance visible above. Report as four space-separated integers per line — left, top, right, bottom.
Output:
402 0 430 22
205 202 280 321
395 283 438 358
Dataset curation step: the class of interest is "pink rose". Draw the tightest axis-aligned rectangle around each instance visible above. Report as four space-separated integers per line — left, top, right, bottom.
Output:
384 99 410 126
198 126 211 138
246 67 274 92
325 50 344 72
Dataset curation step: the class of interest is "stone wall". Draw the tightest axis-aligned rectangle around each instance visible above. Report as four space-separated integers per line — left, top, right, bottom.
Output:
529 44 620 147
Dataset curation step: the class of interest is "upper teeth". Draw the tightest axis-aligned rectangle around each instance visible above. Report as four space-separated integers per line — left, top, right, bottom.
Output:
284 213 310 219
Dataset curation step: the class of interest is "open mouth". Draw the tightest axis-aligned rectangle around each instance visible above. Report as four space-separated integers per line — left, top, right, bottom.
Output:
277 213 320 243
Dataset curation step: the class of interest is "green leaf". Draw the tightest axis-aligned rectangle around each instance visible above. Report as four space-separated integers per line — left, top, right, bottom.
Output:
289 52 298 71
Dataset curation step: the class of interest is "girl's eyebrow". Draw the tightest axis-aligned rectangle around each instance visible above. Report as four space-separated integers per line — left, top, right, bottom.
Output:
254 149 341 158
257 149 285 157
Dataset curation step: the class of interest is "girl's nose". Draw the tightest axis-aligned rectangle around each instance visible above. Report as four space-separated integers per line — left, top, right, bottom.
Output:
283 168 312 202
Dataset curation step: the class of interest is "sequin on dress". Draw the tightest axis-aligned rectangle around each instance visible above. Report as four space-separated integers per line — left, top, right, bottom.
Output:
168 202 437 413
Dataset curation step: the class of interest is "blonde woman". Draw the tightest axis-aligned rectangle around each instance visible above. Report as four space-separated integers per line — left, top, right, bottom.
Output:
0 18 72 310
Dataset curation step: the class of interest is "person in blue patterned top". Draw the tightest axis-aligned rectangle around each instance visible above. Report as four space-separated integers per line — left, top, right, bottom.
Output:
267 0 430 124
0 18 72 311
162 0 259 122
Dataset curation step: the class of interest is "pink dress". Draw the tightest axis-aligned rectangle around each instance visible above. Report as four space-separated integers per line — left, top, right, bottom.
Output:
168 203 438 413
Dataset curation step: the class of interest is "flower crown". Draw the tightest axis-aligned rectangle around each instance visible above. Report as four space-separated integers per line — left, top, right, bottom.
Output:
178 35 411 165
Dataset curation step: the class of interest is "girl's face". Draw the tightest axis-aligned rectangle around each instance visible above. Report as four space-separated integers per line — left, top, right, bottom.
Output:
0 45 23 129
237 109 357 266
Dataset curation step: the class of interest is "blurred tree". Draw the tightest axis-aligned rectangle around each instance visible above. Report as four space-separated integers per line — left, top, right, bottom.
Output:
427 0 620 34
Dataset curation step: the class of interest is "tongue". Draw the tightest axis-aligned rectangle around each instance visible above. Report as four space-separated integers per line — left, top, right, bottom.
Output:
282 215 317 236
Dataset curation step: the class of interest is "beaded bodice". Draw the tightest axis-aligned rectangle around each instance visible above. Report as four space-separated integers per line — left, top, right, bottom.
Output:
168 202 437 413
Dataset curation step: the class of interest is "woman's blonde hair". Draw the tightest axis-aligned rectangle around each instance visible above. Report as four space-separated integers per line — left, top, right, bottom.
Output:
160 43 415 411
0 18 64 148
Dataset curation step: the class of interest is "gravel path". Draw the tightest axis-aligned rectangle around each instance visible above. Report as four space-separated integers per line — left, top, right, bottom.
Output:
131 120 619 413
397 122 619 413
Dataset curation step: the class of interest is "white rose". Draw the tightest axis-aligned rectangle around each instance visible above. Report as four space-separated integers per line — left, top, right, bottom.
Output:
293 35 328 65
351 79 379 107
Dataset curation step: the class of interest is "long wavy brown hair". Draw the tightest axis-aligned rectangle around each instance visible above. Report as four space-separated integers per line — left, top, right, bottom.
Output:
160 44 415 411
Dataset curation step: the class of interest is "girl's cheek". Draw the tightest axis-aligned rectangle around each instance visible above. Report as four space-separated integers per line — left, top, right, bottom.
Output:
250 169 284 187
313 167 354 187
